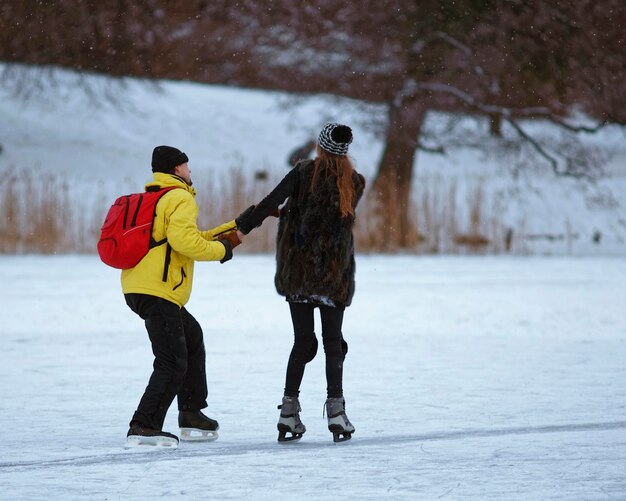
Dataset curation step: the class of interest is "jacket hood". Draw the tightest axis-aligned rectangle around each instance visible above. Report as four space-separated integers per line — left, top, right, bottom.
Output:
145 172 196 196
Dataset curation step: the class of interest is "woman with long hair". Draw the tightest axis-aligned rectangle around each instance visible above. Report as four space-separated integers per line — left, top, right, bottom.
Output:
237 123 365 442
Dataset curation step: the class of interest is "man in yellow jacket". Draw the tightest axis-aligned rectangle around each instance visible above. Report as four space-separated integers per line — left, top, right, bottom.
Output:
123 145 243 449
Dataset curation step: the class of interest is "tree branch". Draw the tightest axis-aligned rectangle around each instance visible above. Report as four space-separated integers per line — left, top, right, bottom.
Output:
417 82 608 133
505 118 592 179
416 141 446 154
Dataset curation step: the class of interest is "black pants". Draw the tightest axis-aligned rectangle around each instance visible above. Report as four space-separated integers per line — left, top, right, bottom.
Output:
284 302 346 399
125 293 208 431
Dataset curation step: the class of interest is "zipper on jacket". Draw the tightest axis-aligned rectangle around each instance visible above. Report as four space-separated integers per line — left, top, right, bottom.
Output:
162 244 172 282
173 267 186 291
213 227 234 238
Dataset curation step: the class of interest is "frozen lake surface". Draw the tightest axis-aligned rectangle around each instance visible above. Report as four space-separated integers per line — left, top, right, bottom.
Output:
1 255 625 499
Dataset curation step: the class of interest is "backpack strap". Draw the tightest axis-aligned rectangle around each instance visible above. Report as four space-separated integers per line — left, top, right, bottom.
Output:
144 186 179 282
146 186 178 248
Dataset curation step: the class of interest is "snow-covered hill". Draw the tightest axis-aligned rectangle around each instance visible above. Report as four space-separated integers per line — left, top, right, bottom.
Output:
1 63 625 254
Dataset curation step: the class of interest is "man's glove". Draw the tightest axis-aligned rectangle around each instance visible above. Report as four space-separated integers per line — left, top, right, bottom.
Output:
220 230 241 249
218 231 241 263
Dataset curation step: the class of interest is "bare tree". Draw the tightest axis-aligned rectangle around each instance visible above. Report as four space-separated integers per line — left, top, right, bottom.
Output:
2 0 624 247
218 0 625 246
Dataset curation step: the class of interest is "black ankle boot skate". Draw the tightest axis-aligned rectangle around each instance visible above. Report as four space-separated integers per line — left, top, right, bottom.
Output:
178 410 219 442
126 423 179 449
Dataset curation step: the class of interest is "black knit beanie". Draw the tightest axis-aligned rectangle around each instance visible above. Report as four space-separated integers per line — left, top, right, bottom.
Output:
318 123 353 155
151 145 189 173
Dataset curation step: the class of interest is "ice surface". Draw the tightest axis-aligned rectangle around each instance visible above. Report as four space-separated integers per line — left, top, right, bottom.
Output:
1 255 625 499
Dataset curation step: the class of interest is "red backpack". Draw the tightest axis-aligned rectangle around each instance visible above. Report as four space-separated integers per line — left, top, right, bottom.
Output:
97 186 178 269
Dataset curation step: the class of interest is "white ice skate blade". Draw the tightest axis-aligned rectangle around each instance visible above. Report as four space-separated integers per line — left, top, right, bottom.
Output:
179 428 219 442
125 435 179 449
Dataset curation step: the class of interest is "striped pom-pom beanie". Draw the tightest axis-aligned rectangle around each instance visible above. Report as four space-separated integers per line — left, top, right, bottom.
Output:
318 123 353 156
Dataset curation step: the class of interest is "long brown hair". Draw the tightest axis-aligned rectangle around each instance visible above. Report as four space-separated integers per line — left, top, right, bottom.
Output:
310 146 356 217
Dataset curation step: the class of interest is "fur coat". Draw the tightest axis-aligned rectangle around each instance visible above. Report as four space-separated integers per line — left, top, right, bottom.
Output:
275 160 365 307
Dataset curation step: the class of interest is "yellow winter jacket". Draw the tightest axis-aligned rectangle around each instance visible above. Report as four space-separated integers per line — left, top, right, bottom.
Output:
121 173 236 307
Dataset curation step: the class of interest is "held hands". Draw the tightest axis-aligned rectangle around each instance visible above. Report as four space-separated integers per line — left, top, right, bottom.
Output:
218 230 243 264
236 204 281 235
218 201 282 263
220 230 242 249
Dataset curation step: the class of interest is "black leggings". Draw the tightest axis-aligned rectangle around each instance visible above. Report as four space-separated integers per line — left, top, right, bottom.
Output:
284 302 346 399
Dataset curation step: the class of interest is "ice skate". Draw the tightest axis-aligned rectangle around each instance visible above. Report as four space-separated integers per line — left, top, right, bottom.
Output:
277 396 306 442
125 424 179 449
325 397 355 443
178 410 219 442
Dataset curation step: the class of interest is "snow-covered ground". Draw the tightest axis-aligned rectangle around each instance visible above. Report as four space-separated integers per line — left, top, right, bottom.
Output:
1 63 626 255
1 254 625 499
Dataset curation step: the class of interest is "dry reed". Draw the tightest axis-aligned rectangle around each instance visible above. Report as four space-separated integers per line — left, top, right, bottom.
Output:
0 167 515 255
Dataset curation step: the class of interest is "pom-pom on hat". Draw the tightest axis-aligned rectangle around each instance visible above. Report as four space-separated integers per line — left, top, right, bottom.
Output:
151 145 189 173
318 123 353 156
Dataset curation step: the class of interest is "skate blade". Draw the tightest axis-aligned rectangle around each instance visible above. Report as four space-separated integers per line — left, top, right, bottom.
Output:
329 424 354 443
277 424 304 443
332 432 352 443
277 431 303 443
179 428 219 442
125 435 179 449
